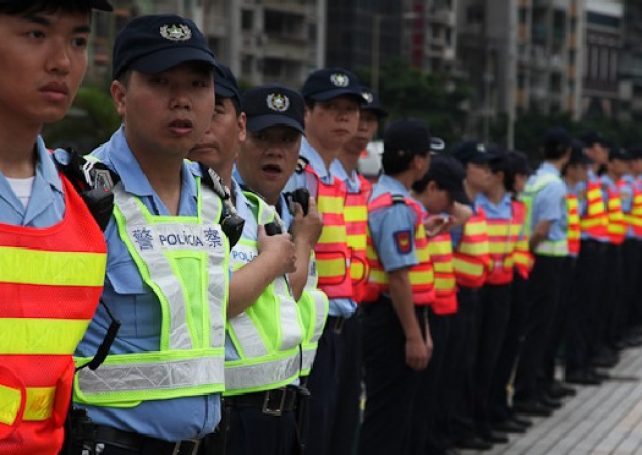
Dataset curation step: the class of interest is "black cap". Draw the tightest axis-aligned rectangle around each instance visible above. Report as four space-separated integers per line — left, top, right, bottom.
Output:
452 140 491 165
214 64 241 108
360 87 388 117
507 150 531 175
242 84 305 134
627 145 642 160
421 155 469 204
301 68 364 102
580 131 608 148
544 127 572 150
608 143 629 161
88 0 113 10
113 14 219 79
383 118 432 157
568 139 593 165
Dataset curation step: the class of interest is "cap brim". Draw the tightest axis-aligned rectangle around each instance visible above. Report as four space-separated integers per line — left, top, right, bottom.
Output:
89 0 113 11
130 47 222 76
246 114 305 134
450 187 470 205
363 106 388 117
307 88 366 104
213 84 237 100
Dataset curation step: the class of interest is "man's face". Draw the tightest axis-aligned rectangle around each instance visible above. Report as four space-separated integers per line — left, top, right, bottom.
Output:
344 110 379 156
609 158 628 178
416 181 452 214
631 158 642 176
514 173 528 194
188 97 246 174
566 163 589 183
0 11 90 127
111 63 215 159
588 143 609 165
237 126 302 205
466 161 492 193
304 95 360 153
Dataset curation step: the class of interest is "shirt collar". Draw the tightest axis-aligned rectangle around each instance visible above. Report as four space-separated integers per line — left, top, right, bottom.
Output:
36 136 63 193
300 137 332 182
540 162 561 177
379 174 410 197
330 159 361 191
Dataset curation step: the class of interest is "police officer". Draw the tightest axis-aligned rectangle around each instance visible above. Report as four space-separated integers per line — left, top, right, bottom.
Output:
284 67 364 455
328 86 387 455
622 146 642 334
73 15 228 454
0 2 112 454
359 118 434 455
513 128 572 414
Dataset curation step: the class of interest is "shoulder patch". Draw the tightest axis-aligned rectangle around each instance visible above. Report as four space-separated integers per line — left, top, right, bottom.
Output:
296 156 310 174
394 230 413 254
392 195 406 205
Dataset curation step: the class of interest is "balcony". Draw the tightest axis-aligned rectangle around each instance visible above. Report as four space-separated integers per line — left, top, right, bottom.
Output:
263 34 309 60
262 0 309 16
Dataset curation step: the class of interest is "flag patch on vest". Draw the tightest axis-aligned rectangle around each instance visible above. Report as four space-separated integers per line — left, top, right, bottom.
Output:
393 230 412 254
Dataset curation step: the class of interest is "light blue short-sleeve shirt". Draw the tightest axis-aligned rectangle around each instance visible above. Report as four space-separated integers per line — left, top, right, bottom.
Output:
526 162 568 242
74 126 221 442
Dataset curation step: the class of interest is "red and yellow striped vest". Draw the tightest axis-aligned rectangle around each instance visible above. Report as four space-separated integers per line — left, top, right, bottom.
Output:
453 207 490 289
0 176 106 454
304 165 352 299
344 175 372 303
485 202 518 285
567 193 581 256
621 179 642 238
512 200 534 279
428 230 457 315
605 181 625 245
365 194 435 305
580 177 608 239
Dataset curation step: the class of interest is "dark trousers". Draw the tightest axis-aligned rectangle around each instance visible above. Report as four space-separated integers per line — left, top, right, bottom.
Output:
474 284 511 435
490 273 529 421
447 287 479 442
566 239 607 371
328 308 363 455
409 309 450 454
633 242 642 326
603 244 624 348
543 256 576 382
358 299 426 455
621 239 641 330
225 408 297 455
514 255 564 401
305 316 347 455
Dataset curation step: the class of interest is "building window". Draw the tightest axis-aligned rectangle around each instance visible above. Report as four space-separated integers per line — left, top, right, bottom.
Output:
241 9 253 31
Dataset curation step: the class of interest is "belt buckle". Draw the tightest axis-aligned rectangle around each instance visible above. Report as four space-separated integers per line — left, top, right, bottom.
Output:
262 388 286 417
172 439 200 455
333 317 346 334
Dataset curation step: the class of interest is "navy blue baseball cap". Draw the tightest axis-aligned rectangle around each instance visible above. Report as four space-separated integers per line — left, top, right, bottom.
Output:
544 127 572 150
568 139 593 165
360 86 388 117
627 145 642 160
242 84 305 134
383 118 432 157
112 14 219 79
580 130 608 148
301 68 364 103
214 64 241 108
87 0 113 10
608 143 629 161
417 155 469 204
452 140 491 165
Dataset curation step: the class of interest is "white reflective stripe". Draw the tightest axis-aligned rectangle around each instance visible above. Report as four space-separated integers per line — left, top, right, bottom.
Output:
307 289 328 345
535 240 568 257
301 347 316 373
273 276 303 351
225 351 301 391
77 356 224 394
229 312 269 357
200 186 220 224
207 227 227 349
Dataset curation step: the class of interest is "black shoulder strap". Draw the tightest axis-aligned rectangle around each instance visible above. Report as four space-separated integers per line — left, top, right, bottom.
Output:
391 194 407 205
295 155 310 174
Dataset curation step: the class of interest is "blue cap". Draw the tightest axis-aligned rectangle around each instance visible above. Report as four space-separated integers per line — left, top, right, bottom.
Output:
214 64 241 108
301 68 364 102
383 118 432 157
360 86 388 117
580 130 607 148
568 139 592 165
417 155 469 205
88 0 113 10
452 140 491 165
608 143 629 161
113 14 219 79
544 127 572 149
627 145 642 159
242 84 305 134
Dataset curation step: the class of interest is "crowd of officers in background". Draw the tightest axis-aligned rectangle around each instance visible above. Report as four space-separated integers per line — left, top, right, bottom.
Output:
3 4 642 455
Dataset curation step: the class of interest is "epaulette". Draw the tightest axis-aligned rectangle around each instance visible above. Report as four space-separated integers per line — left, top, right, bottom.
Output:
295 155 310 174
392 195 407 205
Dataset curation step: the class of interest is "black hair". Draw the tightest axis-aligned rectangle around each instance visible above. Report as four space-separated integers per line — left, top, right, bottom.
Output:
382 150 425 176
542 141 571 160
217 96 241 117
412 172 441 194
0 0 94 15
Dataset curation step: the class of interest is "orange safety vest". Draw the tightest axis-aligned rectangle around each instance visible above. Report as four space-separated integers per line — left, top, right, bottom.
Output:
344 175 372 303
303 164 352 299
605 181 626 245
453 207 490 289
485 203 517 286
580 176 608 239
621 178 642 238
0 176 106 454
512 199 534 279
428 230 457 315
567 193 581 256
365 193 435 305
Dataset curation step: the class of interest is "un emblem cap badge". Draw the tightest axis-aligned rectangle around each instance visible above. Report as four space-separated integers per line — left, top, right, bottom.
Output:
267 93 290 112
330 73 350 87
160 24 192 41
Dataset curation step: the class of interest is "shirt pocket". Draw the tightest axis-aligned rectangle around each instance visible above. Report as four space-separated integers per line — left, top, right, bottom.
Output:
106 261 162 339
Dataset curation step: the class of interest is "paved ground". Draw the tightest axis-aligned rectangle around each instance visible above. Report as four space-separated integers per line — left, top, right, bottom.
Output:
462 347 642 454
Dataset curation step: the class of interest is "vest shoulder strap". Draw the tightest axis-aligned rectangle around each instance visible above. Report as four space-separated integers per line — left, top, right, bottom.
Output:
296 155 310 174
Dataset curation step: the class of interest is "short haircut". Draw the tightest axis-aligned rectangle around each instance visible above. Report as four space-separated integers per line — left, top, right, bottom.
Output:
217 95 241 117
0 1 94 15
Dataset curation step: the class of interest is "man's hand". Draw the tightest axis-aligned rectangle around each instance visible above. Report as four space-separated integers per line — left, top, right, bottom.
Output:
424 215 450 237
257 225 297 275
405 336 429 371
290 197 322 247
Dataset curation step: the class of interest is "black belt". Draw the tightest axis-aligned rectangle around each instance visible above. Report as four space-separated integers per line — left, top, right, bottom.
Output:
327 315 346 334
224 387 298 416
94 425 201 455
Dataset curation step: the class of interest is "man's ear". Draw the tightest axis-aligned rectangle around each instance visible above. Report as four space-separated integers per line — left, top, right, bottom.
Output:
237 112 247 143
110 80 127 117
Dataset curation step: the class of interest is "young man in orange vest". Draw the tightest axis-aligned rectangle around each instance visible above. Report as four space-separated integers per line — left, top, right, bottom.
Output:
359 118 434 455
283 67 363 455
0 2 113 453
328 87 387 455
